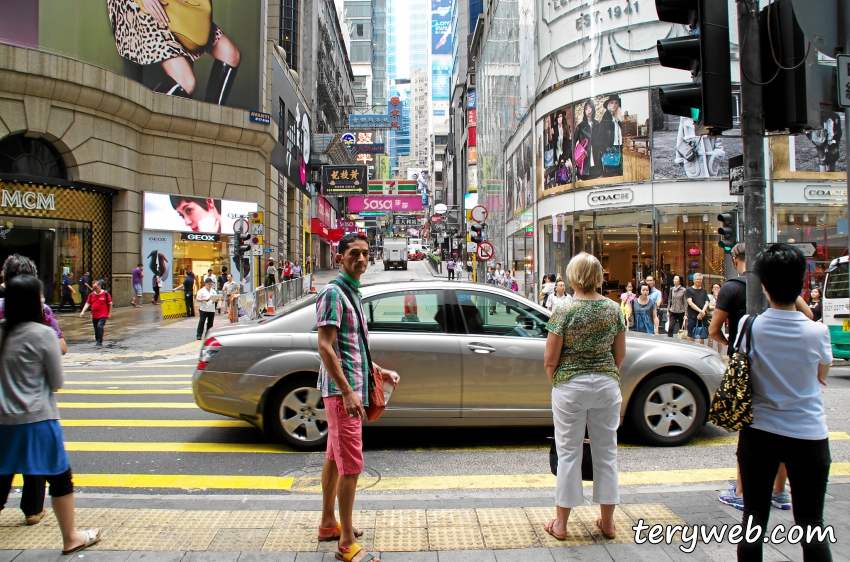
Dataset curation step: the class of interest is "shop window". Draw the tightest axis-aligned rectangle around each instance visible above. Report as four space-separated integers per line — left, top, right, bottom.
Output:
0 135 66 180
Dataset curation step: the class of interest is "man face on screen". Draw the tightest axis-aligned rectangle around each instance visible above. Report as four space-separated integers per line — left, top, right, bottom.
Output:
171 196 222 233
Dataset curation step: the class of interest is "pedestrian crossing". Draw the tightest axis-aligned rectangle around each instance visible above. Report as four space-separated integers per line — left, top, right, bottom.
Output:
55 364 850 493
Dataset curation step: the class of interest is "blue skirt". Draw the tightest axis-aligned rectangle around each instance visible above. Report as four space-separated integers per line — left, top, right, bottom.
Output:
0 420 70 475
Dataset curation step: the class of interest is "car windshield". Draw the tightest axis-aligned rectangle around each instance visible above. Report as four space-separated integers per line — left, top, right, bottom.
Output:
258 294 317 324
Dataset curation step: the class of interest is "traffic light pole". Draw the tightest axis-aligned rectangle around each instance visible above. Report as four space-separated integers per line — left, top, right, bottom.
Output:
736 0 767 315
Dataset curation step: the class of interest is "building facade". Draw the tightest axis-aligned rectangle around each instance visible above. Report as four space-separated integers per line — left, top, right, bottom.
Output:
473 0 846 304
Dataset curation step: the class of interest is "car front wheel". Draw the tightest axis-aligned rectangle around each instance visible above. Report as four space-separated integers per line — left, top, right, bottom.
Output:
628 373 706 446
267 374 328 451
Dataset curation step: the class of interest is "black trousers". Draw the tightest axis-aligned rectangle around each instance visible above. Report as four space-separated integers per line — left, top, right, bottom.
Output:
79 289 89 307
448 269 455 280
737 427 832 561
185 293 195 316
58 294 75 313
0 470 74 515
92 317 107 344
152 287 160 302
667 312 685 337
197 310 215 338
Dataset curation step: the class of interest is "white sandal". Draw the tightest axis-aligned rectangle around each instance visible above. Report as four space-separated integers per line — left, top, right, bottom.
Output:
62 528 101 555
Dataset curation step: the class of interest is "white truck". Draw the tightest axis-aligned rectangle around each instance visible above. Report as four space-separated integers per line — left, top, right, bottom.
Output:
383 239 408 270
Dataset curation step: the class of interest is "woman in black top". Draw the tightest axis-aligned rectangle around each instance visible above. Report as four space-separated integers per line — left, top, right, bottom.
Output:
573 100 604 180
808 287 823 322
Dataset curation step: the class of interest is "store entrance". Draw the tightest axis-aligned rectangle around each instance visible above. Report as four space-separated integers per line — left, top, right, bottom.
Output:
0 216 91 304
584 224 653 300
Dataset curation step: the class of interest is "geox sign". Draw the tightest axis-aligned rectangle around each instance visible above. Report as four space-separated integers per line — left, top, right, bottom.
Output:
1 189 56 210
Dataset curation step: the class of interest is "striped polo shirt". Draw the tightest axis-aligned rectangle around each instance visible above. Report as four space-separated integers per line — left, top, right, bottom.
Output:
316 272 370 405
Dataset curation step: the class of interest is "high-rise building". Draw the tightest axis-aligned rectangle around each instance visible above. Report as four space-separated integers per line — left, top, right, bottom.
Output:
371 0 387 110
409 0 429 74
388 80 411 175
409 69 430 176
344 0 373 110
386 0 397 82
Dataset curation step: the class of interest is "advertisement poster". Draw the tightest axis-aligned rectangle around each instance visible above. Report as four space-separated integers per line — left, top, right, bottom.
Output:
431 0 452 55
506 134 534 217
536 89 650 198
771 111 846 179
431 59 452 100
651 88 743 180
0 0 262 111
143 193 258 234
141 231 173 293
406 169 430 192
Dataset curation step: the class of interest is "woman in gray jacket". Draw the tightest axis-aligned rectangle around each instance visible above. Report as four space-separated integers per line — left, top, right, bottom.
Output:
0 275 101 554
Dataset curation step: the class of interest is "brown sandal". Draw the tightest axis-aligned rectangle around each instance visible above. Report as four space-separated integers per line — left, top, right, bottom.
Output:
26 509 46 525
596 517 616 539
544 518 567 540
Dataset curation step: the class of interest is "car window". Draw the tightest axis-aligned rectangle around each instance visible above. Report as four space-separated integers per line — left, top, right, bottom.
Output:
456 290 548 338
364 290 450 334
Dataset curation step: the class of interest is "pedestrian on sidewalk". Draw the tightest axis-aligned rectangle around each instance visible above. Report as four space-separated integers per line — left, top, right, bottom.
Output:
204 269 216 284
292 261 302 279
0 275 102 554
666 275 686 337
685 273 708 343
316 233 399 562
57 271 76 313
78 271 92 309
633 283 659 334
735 244 834 561
178 271 196 317
0 255 68 525
266 259 276 287
546 280 571 311
196 277 217 340
446 258 456 280
705 282 721 352
544 252 626 541
131 263 143 308
221 274 239 315
283 260 293 281
151 274 162 304
79 281 112 348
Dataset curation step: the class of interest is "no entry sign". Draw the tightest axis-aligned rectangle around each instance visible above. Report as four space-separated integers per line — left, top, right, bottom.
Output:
476 241 494 261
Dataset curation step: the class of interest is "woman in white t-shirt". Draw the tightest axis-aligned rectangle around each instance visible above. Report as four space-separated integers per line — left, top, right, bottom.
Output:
735 244 833 561
546 280 571 311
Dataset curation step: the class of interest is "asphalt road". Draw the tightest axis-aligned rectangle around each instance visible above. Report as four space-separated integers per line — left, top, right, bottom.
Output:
45 258 850 498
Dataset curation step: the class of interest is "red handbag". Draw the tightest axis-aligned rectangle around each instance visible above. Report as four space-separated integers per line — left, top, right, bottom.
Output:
573 139 589 175
365 368 386 422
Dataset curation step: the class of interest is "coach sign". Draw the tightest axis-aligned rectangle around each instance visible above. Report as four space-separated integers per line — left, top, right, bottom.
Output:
587 188 634 206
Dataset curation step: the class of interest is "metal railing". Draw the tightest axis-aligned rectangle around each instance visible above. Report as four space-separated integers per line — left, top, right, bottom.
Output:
230 274 313 323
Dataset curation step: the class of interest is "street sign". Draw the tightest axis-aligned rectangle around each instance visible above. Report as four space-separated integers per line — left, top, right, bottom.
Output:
467 241 477 253
393 216 420 226
430 215 442 224
476 241 494 261
434 203 448 215
838 55 850 108
341 132 356 146
263 248 274 253
250 224 264 236
251 212 263 224
471 205 488 223
251 245 264 256
787 242 817 257
233 217 250 234
251 235 264 245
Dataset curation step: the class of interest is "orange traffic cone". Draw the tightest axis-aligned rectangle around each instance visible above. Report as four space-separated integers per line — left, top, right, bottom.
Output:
266 292 274 315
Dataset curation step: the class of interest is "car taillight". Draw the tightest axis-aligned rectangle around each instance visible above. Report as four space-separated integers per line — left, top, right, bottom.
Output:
198 338 222 370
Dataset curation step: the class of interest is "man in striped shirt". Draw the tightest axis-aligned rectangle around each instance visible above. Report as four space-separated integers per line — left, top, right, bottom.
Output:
316 233 398 562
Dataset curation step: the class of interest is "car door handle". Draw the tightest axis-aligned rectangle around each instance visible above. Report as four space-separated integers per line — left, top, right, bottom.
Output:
467 343 496 354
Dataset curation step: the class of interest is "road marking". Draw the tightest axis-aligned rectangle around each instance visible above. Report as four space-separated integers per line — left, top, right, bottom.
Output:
58 402 198 409
63 342 202 362
57 389 192 395
108 374 194 378
60 419 252 428
10 474 295 490
64 381 193 385
63 442 300 453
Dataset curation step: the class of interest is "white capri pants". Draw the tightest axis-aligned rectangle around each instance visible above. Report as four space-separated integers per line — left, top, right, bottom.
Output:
552 373 621 508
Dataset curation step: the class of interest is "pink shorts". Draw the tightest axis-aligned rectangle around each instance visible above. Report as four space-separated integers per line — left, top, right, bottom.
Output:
324 396 364 475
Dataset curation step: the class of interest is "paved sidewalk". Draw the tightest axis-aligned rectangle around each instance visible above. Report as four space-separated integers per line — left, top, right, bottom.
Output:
1 483 847 560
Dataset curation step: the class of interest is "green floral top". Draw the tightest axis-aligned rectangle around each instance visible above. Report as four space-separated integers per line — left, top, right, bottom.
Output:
546 298 626 385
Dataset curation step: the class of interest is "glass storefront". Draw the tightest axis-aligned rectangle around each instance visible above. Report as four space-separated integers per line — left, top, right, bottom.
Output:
775 206 847 297
171 235 233 294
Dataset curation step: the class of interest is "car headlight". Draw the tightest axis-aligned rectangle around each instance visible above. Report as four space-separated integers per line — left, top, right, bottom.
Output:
701 354 727 374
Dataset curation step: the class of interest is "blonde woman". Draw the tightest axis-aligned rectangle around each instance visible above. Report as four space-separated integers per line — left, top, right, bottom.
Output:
544 253 626 540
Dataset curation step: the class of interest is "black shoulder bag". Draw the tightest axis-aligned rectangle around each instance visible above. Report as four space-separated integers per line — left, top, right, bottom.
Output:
708 315 756 431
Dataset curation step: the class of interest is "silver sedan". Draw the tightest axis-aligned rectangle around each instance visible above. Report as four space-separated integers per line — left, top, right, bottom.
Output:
193 281 726 451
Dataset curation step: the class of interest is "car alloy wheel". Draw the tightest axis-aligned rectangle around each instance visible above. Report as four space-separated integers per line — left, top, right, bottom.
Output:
628 373 706 446
643 382 697 438
280 386 328 442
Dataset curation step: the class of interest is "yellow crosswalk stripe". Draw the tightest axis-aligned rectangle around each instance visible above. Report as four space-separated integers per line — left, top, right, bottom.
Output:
57 389 192 395
11 464 848 491
10 474 295 490
64 381 192 385
63 442 299 453
60 419 252 428
58 402 197 408
107 374 193 378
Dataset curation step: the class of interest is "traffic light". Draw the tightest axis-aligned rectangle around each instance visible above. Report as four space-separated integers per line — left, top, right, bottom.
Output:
655 0 733 135
717 212 737 252
470 224 484 244
232 225 252 278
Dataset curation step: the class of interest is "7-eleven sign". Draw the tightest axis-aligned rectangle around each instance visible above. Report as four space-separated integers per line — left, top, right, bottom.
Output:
368 180 417 196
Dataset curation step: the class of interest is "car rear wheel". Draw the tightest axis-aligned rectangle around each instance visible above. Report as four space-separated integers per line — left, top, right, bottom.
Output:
628 373 706 446
267 374 328 451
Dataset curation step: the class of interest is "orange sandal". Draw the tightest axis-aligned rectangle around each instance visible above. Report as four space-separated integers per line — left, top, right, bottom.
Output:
318 522 364 542
596 517 616 539
336 542 379 562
